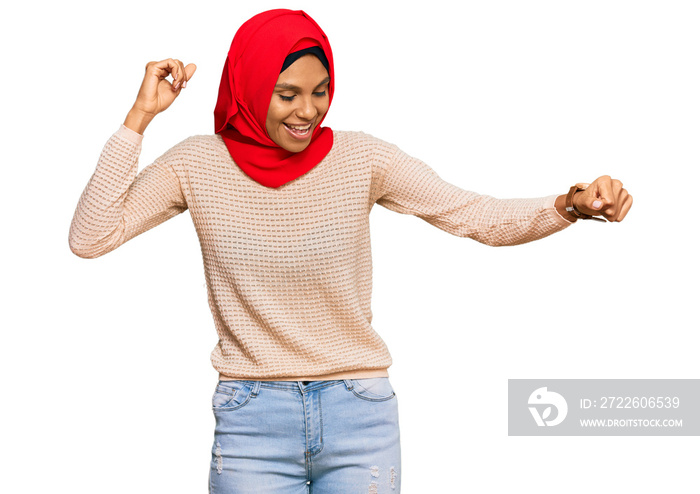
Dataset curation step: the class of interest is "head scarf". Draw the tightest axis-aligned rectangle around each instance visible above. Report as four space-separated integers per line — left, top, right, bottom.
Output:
214 9 335 188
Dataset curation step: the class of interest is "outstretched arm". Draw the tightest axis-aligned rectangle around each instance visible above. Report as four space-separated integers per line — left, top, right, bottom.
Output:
374 144 632 246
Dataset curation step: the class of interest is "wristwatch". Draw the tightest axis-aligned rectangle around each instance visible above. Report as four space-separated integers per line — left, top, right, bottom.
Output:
565 184 606 222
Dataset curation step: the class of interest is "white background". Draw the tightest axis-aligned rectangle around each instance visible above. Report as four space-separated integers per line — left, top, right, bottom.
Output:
2 0 698 492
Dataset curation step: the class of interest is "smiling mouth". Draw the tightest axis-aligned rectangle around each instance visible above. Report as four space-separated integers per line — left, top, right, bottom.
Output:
284 122 313 138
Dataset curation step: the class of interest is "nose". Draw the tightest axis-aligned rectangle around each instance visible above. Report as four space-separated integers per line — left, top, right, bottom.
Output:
295 95 316 121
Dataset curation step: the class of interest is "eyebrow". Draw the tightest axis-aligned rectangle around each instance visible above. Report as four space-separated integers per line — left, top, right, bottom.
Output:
274 77 331 91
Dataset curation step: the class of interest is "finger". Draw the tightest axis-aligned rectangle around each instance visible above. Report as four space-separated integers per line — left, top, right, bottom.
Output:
171 59 186 91
609 189 627 221
177 59 187 88
183 63 197 88
615 193 633 222
149 59 179 80
604 179 624 220
574 179 605 215
140 60 174 100
172 61 196 90
594 175 613 205
593 176 621 219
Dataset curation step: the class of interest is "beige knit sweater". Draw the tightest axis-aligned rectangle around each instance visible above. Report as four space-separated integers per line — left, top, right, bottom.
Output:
69 125 572 380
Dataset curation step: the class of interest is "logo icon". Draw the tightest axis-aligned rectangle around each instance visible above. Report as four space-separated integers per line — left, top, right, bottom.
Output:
528 387 568 426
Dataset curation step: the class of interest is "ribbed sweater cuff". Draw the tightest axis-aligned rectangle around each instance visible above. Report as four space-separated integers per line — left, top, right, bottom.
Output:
545 194 576 225
117 124 144 146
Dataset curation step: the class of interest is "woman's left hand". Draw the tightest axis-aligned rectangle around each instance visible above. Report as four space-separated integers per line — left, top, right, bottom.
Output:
573 176 633 222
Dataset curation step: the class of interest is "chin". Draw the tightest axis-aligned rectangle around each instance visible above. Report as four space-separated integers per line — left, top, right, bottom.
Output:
273 132 313 153
284 141 311 153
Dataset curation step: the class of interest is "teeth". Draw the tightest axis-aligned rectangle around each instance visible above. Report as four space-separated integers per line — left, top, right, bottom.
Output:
286 123 312 132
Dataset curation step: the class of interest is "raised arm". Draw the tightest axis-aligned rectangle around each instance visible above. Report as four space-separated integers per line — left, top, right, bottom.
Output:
69 59 196 258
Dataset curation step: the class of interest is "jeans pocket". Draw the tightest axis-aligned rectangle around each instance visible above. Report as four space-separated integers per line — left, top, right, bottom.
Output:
212 381 255 411
349 378 396 402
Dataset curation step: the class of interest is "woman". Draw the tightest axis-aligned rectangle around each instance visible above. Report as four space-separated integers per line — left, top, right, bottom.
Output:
69 9 631 493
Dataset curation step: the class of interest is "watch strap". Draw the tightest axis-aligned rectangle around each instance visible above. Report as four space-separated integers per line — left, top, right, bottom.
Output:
565 184 606 222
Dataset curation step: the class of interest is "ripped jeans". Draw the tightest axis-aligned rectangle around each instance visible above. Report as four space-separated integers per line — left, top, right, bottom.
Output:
209 378 401 493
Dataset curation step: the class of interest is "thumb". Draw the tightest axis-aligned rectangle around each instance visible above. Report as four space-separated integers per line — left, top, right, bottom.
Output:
185 63 197 81
575 184 604 214
589 195 604 211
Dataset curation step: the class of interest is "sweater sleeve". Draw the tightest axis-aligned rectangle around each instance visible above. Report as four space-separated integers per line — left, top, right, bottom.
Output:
69 125 188 258
374 143 573 246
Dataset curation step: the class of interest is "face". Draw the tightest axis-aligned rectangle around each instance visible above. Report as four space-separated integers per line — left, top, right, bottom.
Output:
266 54 330 153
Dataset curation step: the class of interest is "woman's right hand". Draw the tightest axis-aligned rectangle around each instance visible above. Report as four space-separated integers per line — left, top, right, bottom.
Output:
124 59 197 134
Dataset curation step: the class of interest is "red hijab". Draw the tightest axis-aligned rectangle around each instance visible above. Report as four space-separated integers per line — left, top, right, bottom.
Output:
214 9 335 188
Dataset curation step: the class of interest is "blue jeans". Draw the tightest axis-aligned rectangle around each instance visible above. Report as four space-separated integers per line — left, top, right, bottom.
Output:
209 378 401 493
